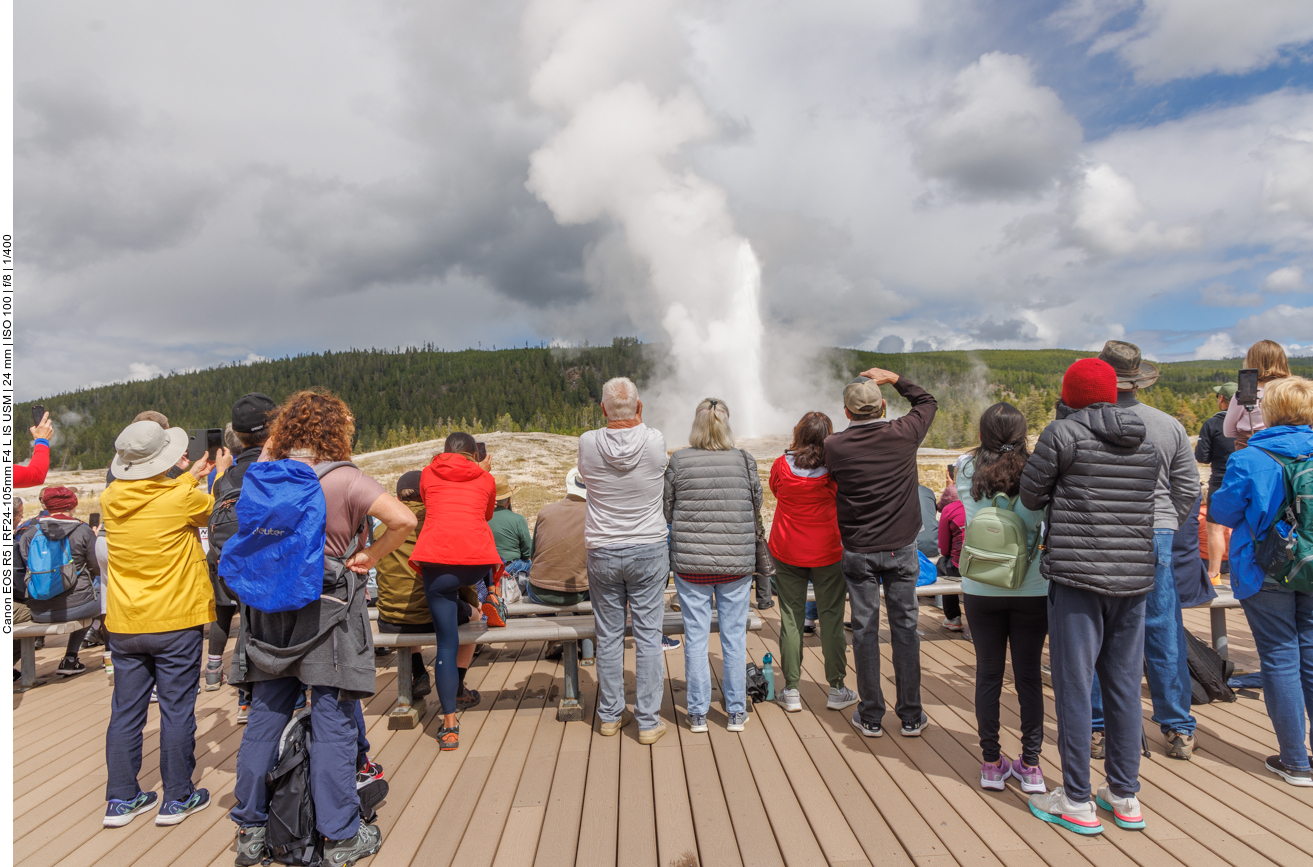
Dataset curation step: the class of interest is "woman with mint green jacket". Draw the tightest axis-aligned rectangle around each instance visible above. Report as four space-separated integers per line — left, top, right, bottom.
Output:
956 402 1049 795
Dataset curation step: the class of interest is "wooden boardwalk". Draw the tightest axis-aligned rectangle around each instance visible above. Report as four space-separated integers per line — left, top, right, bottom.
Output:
13 599 1313 867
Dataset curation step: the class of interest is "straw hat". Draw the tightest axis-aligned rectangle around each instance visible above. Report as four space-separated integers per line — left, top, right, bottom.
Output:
495 475 519 500
111 421 189 480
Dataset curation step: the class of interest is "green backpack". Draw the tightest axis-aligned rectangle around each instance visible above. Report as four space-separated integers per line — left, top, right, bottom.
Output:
960 495 1041 590
1254 450 1313 593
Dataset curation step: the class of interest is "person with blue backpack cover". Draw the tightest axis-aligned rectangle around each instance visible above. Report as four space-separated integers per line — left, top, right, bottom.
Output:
226 390 416 867
1210 375 1313 788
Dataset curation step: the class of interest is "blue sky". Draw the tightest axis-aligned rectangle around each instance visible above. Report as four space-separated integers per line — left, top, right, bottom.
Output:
14 0 1313 402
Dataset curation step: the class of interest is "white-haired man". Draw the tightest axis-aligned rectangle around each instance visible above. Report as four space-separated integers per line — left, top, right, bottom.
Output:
578 377 671 744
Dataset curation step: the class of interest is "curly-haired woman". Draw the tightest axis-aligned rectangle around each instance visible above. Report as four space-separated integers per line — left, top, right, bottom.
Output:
229 390 417 866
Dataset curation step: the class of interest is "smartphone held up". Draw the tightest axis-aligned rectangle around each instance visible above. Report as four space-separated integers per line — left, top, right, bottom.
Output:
187 428 225 463
1237 368 1259 410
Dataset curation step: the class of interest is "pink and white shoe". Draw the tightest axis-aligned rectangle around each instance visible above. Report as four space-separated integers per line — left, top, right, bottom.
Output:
980 756 1011 791
1011 756 1046 794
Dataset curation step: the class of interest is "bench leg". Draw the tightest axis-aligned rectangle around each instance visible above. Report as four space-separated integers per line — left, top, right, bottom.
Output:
1211 607 1229 661
389 651 427 730
17 637 39 692
557 640 584 722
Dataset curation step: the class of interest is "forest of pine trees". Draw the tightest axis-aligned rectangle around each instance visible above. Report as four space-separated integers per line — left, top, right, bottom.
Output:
20 341 1312 469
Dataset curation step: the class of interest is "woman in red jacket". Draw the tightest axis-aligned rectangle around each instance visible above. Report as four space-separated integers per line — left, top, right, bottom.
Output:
14 412 53 488
411 432 501 750
768 412 858 714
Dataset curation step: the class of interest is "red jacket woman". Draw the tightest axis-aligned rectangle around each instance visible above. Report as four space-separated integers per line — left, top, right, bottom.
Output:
410 452 500 569
768 455 842 567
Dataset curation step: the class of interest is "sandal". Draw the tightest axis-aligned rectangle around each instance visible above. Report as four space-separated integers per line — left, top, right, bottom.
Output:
438 725 459 751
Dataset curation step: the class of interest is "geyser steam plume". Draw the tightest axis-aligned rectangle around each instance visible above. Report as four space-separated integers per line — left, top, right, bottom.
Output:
524 0 779 437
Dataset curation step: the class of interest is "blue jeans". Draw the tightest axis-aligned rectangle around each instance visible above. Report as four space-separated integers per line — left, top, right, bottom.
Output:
805 583 817 622
675 575 753 716
504 558 532 576
105 627 203 803
524 584 594 659
231 678 362 841
1091 530 1196 735
587 542 669 731
1240 584 1313 772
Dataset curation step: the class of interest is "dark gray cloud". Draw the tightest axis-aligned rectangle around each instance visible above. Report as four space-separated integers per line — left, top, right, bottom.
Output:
876 334 906 353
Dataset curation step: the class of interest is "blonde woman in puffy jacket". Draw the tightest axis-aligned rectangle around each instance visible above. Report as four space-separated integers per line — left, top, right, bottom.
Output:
664 398 763 735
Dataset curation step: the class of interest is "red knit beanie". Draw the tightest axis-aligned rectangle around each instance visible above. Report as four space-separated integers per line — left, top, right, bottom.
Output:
1062 358 1118 409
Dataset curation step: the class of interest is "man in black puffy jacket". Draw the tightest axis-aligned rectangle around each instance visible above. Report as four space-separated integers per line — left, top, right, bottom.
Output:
1019 358 1158 837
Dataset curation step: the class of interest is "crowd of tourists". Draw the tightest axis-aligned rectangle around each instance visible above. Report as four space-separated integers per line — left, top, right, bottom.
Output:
10 336 1313 864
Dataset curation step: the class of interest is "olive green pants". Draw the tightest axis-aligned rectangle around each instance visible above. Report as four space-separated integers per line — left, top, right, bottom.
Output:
773 556 848 691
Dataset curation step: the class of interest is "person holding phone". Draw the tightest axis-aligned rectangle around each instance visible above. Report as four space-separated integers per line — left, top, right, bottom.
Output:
1225 340 1291 449
14 407 55 487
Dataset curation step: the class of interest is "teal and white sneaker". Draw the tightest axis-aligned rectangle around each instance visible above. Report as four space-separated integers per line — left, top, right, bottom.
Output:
1029 787 1103 836
103 790 159 828
323 822 382 866
155 788 211 826
1095 784 1146 830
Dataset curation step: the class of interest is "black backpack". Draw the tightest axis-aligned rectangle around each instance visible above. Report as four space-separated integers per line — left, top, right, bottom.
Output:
1185 629 1236 705
207 459 254 574
265 710 389 866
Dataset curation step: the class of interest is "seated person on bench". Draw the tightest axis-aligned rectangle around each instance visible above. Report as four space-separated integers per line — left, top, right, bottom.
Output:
489 475 533 580
526 468 589 606
375 471 482 710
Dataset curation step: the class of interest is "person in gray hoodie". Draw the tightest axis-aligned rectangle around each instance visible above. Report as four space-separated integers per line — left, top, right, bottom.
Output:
577 377 671 744
1093 341 1201 761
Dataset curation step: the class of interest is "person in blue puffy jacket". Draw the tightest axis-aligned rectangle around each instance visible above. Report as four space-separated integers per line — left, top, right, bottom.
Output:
1210 375 1313 788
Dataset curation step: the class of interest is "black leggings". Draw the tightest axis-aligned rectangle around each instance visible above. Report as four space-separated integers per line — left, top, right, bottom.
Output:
421 564 492 715
208 605 238 657
962 593 1048 764
939 561 961 620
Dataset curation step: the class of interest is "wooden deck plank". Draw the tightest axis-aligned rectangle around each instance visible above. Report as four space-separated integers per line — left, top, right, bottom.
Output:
532 676 598 867
615 642 659 867
653 645 707 867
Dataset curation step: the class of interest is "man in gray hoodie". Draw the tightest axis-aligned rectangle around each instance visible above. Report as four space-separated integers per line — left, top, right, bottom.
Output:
1093 341 1201 761
578 377 671 744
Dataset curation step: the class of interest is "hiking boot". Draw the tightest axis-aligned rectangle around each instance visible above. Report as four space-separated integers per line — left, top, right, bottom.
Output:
777 688 802 713
235 825 268 866
850 711 882 738
942 617 963 632
205 660 225 691
103 790 159 828
356 759 384 789
1095 784 1146 830
456 686 481 711
1090 730 1105 760
687 712 708 733
1266 755 1313 787
56 657 86 677
1011 756 1046 794
980 756 1011 791
756 599 774 611
639 720 669 744
901 714 930 737
600 710 632 737
323 822 382 867
156 788 211 826
413 671 432 699
1028 787 1102 836
827 686 859 711
1166 731 1194 760
726 712 749 733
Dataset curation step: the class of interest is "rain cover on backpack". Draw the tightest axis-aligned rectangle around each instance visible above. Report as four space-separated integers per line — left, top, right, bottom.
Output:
219 461 346 613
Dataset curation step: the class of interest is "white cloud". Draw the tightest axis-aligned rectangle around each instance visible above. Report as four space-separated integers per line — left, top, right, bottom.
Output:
1056 0 1313 83
1061 163 1200 257
1200 283 1263 307
1194 332 1245 360
1262 131 1313 222
1266 265 1306 292
911 52 1083 199
1236 304 1313 343
126 362 164 382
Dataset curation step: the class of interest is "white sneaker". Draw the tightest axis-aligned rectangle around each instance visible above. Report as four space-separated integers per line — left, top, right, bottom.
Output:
1095 784 1146 830
777 688 802 713
1029 787 1103 836
827 686 859 710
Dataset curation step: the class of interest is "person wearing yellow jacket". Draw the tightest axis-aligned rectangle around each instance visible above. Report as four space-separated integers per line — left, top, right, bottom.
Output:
99 420 230 830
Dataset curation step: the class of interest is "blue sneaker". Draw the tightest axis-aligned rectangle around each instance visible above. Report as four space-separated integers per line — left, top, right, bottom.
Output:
661 635 681 652
155 788 210 826
103 790 159 828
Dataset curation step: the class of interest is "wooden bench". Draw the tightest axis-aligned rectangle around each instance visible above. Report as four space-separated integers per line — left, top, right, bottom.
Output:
374 609 763 727
13 619 96 691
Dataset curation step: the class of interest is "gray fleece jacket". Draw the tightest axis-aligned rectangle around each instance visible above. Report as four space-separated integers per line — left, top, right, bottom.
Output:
1117 392 1200 531
577 424 669 550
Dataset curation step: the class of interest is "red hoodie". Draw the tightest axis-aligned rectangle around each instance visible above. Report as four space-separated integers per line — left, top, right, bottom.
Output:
410 453 500 569
938 498 965 567
767 454 842 568
14 442 50 488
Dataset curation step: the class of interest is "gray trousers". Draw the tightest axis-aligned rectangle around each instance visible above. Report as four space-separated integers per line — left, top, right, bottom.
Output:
842 544 922 728
587 542 669 731
1049 581 1147 803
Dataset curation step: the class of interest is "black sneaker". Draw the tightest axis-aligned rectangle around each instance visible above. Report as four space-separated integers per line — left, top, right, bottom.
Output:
235 824 268 866
1266 755 1313 787
56 657 86 677
155 787 211 826
849 711 882 738
413 671 432 699
756 599 774 611
901 714 930 737
323 822 382 866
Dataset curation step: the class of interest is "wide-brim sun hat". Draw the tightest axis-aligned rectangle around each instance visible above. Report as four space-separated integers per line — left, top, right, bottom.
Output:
565 466 587 500
111 421 189 480
1097 340 1160 390
494 475 519 500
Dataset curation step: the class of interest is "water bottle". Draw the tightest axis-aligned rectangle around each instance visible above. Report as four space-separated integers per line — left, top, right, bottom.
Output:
762 652 775 701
